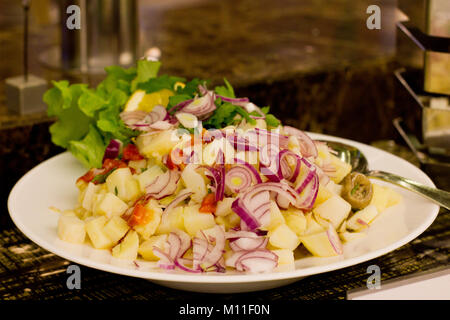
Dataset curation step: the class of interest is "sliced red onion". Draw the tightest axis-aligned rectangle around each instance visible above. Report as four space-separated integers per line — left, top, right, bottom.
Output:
225 166 253 194
296 173 319 209
153 247 175 269
199 226 226 269
173 229 192 258
276 193 291 209
259 143 282 182
217 95 249 105
233 159 262 184
148 120 172 130
357 218 370 227
243 103 266 120
227 249 278 273
180 91 216 120
145 169 180 200
229 237 268 251
203 129 225 143
200 165 225 202
277 149 302 182
240 256 278 273
283 126 318 158
295 158 316 193
121 106 170 131
120 110 148 127
252 128 289 149
225 230 260 239
174 259 202 273
227 133 259 152
167 232 182 261
163 190 193 214
193 236 209 270
326 224 343 255
168 98 194 114
103 139 123 161
232 198 260 230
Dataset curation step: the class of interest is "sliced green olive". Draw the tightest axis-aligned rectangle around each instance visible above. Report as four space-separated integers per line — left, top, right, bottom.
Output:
341 172 373 210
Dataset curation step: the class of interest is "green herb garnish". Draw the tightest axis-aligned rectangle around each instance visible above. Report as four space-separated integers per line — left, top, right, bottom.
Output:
351 183 360 195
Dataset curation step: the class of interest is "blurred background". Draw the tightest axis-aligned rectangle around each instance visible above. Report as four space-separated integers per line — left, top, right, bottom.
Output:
0 0 449 226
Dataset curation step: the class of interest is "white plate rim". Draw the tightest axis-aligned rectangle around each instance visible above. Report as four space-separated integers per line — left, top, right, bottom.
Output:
8 133 440 284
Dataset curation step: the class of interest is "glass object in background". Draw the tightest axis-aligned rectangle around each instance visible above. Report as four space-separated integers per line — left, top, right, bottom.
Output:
42 0 138 74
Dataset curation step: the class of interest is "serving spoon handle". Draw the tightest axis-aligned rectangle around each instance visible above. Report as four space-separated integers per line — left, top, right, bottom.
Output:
367 170 450 210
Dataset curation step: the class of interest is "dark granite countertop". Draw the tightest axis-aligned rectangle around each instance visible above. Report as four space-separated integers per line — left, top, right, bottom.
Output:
1 0 397 130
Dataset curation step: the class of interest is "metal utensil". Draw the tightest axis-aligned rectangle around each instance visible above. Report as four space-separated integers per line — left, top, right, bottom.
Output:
323 140 450 210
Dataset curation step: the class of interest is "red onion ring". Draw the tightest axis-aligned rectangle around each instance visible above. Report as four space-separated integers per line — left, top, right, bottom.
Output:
145 169 180 200
225 166 253 194
233 159 262 184
283 126 318 158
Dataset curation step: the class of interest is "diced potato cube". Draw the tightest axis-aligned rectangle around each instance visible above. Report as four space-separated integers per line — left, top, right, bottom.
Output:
106 168 140 202
134 201 163 239
283 208 307 236
215 197 235 217
156 206 185 235
181 164 207 203
112 230 139 260
183 205 216 237
329 154 352 184
265 201 286 231
346 204 379 231
326 180 343 196
74 206 91 220
136 165 164 192
313 195 351 229
57 215 86 244
93 192 128 218
268 224 300 251
304 212 326 235
313 184 334 208
136 130 179 159
386 188 402 208
81 182 101 211
369 184 389 212
226 212 241 228
128 159 147 173
338 220 347 233
138 234 168 261
103 216 130 243
215 212 240 230
85 216 115 249
300 226 342 257
339 231 366 243
271 249 295 265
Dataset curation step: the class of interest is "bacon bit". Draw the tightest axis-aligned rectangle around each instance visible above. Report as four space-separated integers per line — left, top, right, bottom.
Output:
199 193 217 213
122 144 144 161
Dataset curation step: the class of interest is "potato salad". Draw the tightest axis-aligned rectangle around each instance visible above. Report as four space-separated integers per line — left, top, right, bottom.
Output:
48 61 402 274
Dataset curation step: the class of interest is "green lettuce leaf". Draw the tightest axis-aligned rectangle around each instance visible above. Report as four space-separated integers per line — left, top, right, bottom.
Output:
68 125 106 169
44 82 92 149
138 74 185 94
214 78 235 98
131 60 161 92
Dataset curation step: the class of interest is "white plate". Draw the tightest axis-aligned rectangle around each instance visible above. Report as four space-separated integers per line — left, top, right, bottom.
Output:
8 133 440 293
